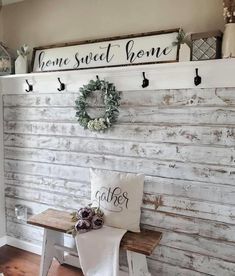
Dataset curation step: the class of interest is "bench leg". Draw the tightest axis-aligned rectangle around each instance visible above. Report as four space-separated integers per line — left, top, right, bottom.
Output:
127 250 151 276
39 229 64 276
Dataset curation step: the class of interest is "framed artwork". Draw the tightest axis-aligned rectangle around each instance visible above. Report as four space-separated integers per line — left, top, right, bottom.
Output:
32 29 180 72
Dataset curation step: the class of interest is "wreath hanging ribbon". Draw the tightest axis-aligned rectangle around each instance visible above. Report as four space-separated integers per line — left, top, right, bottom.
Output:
75 76 121 132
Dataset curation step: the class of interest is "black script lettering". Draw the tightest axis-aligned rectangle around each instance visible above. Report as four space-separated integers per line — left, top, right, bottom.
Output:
94 186 129 212
74 52 80 68
38 51 71 71
38 51 46 70
99 43 120 63
162 46 172 56
137 49 145 58
145 47 160 58
123 192 129 209
74 43 119 68
126 39 174 63
126 40 135 63
93 53 100 61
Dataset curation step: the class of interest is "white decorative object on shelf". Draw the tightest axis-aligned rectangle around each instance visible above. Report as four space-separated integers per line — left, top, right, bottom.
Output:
15 55 28 74
173 29 191 62
0 42 14 75
15 44 30 74
222 23 235 58
222 1 235 58
179 44 191 62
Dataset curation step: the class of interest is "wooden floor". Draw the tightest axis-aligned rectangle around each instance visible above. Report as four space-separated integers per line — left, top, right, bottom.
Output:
0 245 83 276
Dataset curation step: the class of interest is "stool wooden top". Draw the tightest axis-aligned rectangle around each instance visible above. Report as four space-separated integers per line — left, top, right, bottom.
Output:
28 208 162 256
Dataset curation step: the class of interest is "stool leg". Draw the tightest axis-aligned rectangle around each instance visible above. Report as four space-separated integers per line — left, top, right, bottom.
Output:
127 250 151 276
39 229 64 276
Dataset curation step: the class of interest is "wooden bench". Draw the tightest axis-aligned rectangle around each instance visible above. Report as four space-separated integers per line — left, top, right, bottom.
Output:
27 208 162 276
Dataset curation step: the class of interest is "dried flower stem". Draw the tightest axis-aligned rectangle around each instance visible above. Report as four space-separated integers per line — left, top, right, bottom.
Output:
223 0 235 23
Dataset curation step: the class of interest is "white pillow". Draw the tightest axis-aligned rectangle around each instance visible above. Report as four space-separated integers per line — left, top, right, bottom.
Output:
90 168 144 232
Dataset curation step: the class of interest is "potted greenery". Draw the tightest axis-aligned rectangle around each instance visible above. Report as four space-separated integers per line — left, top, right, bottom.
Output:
222 0 235 58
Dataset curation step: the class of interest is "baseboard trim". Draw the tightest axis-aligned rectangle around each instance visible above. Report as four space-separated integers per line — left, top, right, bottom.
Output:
0 236 7 247
6 236 42 255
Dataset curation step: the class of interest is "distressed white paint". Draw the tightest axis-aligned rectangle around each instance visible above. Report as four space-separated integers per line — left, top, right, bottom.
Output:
0 95 5 239
40 229 64 276
2 62 235 275
127 251 150 276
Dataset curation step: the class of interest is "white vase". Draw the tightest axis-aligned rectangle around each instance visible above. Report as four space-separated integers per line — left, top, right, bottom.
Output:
222 23 235 58
15 55 28 74
179 43 191 62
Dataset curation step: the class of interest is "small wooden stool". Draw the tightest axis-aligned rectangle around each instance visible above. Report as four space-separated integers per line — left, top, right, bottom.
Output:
28 209 162 276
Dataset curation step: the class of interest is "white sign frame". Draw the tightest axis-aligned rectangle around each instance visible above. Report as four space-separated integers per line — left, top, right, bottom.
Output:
32 29 180 73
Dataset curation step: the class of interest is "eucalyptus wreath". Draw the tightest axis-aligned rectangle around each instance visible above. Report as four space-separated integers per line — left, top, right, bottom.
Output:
75 76 120 132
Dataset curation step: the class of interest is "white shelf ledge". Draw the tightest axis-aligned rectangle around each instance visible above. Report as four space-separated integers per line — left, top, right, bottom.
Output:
0 59 235 94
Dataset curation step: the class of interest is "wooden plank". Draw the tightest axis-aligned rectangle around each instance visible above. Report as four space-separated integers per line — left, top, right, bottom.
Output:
27 209 75 233
6 179 235 225
148 258 210 276
3 88 235 108
5 185 235 243
4 147 235 185
4 121 235 147
147 194 235 224
5 185 89 211
144 176 235 206
4 134 235 167
6 171 235 206
4 159 90 182
5 178 235 224
6 220 43 244
5 176 90 198
4 180 156 210
142 209 235 243
27 209 162 256
4 106 235 125
7 173 235 224
152 245 235 276
159 230 235 263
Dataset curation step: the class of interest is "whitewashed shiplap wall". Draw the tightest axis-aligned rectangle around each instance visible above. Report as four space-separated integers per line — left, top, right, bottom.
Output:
2 63 235 275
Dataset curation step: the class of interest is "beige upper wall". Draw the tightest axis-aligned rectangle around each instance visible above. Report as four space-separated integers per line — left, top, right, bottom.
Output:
0 7 3 41
1 0 224 51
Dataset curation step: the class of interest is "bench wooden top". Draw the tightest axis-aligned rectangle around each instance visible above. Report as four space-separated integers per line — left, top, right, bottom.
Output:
27 208 162 256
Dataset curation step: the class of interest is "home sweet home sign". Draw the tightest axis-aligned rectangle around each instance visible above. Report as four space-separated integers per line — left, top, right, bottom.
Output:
32 29 180 72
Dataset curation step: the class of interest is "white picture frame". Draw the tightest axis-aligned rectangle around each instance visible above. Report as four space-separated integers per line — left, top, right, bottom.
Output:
32 29 180 73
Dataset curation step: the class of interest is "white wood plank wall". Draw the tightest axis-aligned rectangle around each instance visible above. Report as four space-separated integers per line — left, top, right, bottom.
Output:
2 70 235 275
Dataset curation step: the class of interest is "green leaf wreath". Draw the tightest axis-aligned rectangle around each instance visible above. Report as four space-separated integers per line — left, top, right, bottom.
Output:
75 76 121 132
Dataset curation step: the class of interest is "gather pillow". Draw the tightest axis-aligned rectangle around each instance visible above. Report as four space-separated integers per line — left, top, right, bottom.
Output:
90 168 144 232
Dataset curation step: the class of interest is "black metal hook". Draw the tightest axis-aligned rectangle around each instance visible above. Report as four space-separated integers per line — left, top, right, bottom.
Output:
194 68 202 86
57 78 65 91
25 79 33 92
142 72 149 88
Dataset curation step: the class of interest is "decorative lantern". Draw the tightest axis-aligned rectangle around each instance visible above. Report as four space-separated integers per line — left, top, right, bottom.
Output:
0 42 14 75
191 31 223 61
